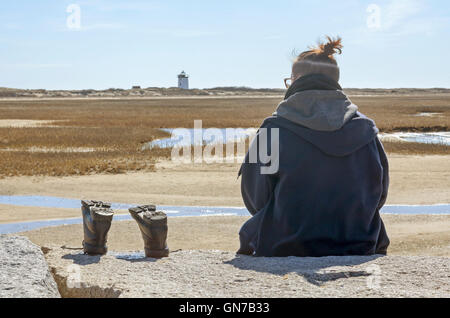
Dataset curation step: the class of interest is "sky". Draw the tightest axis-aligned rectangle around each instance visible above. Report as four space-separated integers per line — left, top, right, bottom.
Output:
0 0 449 89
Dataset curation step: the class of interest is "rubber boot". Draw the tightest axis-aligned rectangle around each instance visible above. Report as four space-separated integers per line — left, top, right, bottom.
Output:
81 200 114 255
128 205 169 258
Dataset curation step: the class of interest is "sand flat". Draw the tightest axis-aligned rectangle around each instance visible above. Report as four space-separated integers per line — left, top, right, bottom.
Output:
1 154 449 257
0 155 449 207
0 205 80 224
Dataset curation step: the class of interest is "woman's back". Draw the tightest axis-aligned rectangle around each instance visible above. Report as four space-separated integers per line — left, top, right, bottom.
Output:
239 108 390 257
238 36 390 257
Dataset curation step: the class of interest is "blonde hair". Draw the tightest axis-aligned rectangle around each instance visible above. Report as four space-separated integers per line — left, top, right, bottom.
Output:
292 36 343 82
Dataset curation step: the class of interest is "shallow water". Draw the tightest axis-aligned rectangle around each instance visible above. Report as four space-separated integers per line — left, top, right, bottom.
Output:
379 132 450 146
412 112 442 117
144 128 257 149
147 128 450 149
111 251 148 260
0 195 449 234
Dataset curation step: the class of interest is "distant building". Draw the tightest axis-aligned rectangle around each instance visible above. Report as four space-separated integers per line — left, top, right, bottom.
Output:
132 85 141 89
178 71 189 89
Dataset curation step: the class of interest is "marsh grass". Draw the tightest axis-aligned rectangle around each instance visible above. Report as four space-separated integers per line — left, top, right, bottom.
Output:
0 150 156 177
0 94 448 177
0 127 168 150
350 95 450 133
0 95 449 130
382 141 449 155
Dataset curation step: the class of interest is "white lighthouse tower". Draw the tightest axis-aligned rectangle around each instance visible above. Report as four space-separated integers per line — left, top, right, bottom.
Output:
178 71 189 89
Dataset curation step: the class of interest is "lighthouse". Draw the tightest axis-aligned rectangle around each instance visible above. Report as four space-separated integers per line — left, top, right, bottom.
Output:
178 71 189 89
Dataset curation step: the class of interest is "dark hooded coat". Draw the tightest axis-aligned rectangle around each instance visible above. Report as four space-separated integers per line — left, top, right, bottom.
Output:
238 74 390 257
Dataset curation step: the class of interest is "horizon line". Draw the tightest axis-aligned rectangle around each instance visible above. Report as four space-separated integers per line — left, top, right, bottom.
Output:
1 86 450 91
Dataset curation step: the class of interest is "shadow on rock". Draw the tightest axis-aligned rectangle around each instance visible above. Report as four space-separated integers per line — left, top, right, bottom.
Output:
113 252 160 263
224 254 384 286
300 270 371 286
62 253 101 265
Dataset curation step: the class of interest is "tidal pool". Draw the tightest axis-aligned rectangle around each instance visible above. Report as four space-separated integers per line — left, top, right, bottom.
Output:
144 128 257 149
0 195 449 234
146 128 450 149
412 112 443 117
379 132 450 146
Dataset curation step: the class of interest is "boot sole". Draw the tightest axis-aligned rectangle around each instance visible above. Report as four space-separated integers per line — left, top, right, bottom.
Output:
145 247 169 258
83 241 108 255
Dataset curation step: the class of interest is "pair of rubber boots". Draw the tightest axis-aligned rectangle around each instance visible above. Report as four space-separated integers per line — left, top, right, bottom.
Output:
82 200 169 258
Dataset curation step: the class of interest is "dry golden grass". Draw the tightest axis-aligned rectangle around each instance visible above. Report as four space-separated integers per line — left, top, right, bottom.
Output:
0 94 448 177
382 141 450 155
351 95 450 133
0 150 166 177
0 127 168 150
0 98 278 128
0 100 175 177
0 94 449 131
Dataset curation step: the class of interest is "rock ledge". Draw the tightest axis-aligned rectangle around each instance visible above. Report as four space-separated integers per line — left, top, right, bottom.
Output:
0 235 60 298
44 246 449 298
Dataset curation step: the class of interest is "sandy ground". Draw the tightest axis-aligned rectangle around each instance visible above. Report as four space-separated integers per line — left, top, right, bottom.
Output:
22 215 450 257
1 154 449 257
0 155 449 226
44 247 450 298
0 205 82 224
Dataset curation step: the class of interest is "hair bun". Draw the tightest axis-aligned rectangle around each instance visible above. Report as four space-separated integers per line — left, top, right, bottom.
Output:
319 36 343 57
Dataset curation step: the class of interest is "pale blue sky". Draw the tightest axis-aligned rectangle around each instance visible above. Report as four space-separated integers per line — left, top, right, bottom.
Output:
1 0 449 89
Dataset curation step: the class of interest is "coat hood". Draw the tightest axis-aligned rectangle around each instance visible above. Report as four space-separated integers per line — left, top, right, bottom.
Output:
265 112 378 157
274 90 358 132
268 89 378 157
